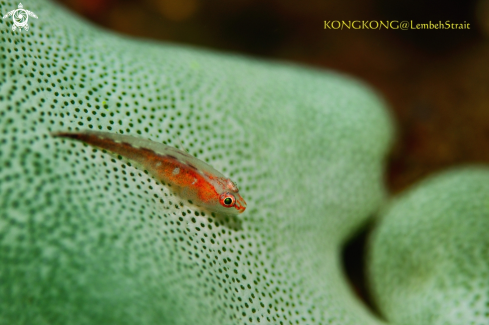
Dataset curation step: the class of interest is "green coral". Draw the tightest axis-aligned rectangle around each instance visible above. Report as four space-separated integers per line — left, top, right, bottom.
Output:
369 168 489 325
0 0 395 324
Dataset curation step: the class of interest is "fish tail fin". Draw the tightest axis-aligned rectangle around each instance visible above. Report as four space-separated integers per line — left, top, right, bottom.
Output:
51 130 149 165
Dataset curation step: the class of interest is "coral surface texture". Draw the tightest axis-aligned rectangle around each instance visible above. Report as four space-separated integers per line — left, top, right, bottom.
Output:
0 0 395 324
369 168 489 325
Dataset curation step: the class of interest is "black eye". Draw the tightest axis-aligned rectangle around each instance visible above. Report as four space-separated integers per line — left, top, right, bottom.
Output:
220 193 236 208
224 197 233 205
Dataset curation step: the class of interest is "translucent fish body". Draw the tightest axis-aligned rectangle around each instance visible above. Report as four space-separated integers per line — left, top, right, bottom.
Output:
53 130 246 216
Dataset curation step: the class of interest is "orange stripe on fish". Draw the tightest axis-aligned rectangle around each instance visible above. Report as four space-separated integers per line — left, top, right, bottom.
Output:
52 130 247 216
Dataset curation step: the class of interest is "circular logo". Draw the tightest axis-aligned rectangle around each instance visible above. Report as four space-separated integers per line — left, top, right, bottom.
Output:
2 3 38 32
13 9 28 29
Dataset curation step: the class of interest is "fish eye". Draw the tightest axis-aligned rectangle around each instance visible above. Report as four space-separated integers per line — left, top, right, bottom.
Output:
219 193 236 207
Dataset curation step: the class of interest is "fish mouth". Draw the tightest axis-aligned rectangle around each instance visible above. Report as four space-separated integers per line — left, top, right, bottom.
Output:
234 194 247 213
